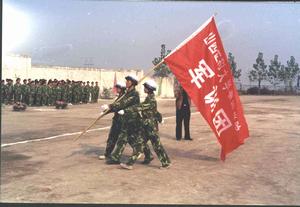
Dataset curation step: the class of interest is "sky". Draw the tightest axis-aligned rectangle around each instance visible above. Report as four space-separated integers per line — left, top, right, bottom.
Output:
3 0 300 83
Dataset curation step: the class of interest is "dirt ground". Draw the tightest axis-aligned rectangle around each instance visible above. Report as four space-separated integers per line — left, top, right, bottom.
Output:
1 95 300 205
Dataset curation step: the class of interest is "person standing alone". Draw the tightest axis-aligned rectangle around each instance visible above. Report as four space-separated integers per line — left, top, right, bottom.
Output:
174 83 192 141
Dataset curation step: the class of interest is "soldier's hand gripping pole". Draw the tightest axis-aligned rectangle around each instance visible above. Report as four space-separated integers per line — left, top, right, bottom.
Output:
73 61 164 141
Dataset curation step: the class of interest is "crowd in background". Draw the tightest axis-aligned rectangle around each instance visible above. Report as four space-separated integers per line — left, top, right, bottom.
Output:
1 78 100 106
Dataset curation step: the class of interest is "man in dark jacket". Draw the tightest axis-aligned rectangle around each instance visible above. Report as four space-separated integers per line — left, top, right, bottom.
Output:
174 82 192 141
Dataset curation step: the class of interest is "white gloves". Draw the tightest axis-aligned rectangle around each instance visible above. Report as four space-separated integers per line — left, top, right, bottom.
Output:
101 104 109 111
118 110 125 115
161 119 165 124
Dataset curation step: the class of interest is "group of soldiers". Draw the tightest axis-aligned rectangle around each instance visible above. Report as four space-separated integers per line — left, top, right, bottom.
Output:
98 74 171 170
1 78 100 107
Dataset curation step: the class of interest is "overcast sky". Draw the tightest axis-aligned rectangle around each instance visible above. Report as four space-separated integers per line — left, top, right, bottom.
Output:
3 0 300 83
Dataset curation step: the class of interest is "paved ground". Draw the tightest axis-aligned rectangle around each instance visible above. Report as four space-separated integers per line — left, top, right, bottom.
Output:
1 95 300 205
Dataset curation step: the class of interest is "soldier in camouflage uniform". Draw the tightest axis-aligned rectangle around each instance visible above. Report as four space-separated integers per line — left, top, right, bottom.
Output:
104 74 147 169
80 82 85 104
35 80 43 106
1 80 7 105
46 80 53 106
21 79 30 105
67 80 73 104
41 80 48 106
135 79 171 169
51 81 58 106
99 81 126 160
73 81 81 104
90 82 95 102
29 81 36 106
84 81 91 103
6 79 14 104
94 81 100 103
56 81 63 102
13 78 22 103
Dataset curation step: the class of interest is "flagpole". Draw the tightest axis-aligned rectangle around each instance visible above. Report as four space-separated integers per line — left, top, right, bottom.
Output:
73 60 165 141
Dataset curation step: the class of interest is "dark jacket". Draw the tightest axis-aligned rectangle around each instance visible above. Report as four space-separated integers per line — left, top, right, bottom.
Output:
174 85 191 110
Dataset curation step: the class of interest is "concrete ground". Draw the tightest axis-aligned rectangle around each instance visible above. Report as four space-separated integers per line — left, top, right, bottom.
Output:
1 95 300 205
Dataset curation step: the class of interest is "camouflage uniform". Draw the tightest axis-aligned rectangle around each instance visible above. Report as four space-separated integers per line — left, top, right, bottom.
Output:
74 82 81 104
135 93 171 167
80 83 85 103
51 84 57 105
56 84 63 102
6 81 14 104
61 83 67 102
108 88 146 165
13 83 22 102
82 83 90 103
29 82 36 106
21 82 30 105
94 83 100 103
103 91 126 157
35 84 43 106
67 82 73 103
41 83 48 105
47 84 53 105
1 81 7 104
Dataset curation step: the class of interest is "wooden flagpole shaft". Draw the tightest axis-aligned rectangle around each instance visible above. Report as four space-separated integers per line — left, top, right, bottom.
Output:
73 60 165 142
73 111 109 141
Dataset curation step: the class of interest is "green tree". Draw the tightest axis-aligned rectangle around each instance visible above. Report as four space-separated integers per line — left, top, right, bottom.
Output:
268 55 282 90
279 56 299 92
248 52 268 94
152 44 171 95
228 52 241 80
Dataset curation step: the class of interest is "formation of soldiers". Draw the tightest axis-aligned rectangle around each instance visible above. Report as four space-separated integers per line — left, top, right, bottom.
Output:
99 74 171 170
1 78 100 106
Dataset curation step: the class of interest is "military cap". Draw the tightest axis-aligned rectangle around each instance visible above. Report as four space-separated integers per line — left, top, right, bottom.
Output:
125 74 138 85
143 79 157 91
115 81 126 89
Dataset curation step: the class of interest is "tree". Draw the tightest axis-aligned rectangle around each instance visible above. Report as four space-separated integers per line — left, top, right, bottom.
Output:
228 52 241 80
152 44 172 95
152 44 172 77
279 56 299 92
268 55 282 90
248 52 268 94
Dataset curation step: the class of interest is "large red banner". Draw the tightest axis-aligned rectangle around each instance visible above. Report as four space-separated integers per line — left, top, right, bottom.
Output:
164 16 249 160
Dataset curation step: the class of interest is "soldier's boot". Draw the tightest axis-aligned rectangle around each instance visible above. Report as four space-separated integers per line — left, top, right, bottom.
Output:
159 163 171 169
142 156 154 164
105 155 120 164
106 159 120 165
120 163 133 170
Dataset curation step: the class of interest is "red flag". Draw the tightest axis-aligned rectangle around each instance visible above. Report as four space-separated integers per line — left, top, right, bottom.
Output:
113 71 117 95
164 16 249 160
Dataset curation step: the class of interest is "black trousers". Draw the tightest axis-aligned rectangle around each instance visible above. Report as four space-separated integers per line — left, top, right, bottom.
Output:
176 106 191 140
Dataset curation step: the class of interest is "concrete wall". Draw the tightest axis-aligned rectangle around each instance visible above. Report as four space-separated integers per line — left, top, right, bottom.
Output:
2 54 32 79
2 54 174 98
